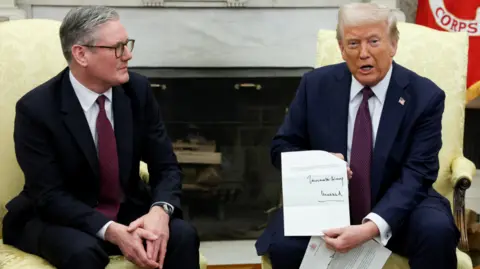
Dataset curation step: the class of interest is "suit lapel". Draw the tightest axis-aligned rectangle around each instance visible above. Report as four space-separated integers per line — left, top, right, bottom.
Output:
61 71 100 179
371 62 409 199
112 85 133 187
329 64 351 159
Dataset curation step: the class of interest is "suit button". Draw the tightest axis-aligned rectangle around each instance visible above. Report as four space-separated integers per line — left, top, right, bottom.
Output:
95 201 99 206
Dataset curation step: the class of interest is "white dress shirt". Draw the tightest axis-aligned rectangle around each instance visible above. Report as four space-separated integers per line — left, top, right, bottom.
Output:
347 65 393 246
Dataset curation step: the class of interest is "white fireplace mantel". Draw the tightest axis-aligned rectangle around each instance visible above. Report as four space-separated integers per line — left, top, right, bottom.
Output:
0 0 15 7
10 0 405 68
13 0 405 8
0 0 25 21
17 0 362 8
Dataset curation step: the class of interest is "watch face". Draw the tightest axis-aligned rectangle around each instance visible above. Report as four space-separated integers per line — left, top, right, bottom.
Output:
163 204 171 214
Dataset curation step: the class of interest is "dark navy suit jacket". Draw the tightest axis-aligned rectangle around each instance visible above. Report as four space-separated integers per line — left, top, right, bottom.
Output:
3 68 182 247
256 61 447 255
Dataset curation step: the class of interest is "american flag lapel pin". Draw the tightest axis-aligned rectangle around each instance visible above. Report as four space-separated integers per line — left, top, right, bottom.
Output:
399 97 405 105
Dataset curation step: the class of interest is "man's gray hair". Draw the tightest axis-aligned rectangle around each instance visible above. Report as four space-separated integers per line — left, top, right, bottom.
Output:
336 3 399 44
59 6 119 63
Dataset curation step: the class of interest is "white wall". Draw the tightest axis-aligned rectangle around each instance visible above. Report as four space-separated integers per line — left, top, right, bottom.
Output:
32 6 339 68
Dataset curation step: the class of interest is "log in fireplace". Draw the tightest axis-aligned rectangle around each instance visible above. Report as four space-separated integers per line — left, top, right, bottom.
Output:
131 67 311 241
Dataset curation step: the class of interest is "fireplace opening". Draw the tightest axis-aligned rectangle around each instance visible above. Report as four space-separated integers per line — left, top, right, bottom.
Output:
131 67 312 241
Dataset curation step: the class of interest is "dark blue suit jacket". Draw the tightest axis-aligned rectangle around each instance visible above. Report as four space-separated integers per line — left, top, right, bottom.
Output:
256 61 447 255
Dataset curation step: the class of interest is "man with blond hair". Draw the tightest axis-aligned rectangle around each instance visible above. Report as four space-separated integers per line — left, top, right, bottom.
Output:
255 3 459 269
2 5 199 269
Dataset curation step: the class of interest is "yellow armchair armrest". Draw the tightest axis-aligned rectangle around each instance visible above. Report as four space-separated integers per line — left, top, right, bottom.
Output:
451 156 476 187
451 156 476 252
261 255 272 269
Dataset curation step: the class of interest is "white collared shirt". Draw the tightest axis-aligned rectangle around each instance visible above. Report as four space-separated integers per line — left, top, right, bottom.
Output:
69 71 114 148
347 65 393 246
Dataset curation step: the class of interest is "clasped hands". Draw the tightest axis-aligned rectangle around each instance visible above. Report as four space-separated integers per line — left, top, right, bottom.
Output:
323 153 380 253
105 206 170 269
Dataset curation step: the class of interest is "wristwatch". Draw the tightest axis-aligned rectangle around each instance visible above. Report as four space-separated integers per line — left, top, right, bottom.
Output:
151 202 174 216
159 203 174 216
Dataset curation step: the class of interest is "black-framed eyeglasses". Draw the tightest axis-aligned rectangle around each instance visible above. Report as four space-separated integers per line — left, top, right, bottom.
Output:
81 39 135 58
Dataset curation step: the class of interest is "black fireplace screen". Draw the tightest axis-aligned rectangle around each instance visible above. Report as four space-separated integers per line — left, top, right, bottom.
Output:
131 67 311 241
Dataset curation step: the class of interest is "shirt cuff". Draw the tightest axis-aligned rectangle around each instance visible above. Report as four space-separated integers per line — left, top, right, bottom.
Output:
362 212 392 246
151 201 174 215
96 220 113 240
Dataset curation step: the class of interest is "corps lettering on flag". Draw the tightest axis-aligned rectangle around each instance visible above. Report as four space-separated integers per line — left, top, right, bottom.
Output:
416 0 480 101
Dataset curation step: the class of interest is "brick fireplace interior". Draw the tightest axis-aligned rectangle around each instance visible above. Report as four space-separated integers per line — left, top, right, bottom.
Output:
131 67 312 241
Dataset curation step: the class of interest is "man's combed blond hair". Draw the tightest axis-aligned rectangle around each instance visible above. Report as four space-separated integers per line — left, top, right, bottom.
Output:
336 3 399 44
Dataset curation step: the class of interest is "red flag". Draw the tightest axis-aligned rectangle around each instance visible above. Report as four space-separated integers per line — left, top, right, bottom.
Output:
416 0 480 102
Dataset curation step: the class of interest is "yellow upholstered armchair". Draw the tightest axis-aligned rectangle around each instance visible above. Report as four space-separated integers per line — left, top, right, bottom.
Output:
0 19 207 269
261 22 477 269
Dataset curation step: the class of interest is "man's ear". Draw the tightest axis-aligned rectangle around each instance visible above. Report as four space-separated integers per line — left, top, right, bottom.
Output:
338 41 347 61
71 45 88 67
390 40 398 58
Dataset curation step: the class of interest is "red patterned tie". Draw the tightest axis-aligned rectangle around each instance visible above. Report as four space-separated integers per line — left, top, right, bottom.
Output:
95 95 121 220
349 87 374 225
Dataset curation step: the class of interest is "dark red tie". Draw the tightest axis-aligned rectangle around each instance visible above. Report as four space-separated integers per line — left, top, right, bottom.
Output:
349 87 374 225
95 95 121 220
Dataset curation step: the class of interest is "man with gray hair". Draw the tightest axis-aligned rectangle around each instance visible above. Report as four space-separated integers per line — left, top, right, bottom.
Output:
2 5 200 269
255 3 459 269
